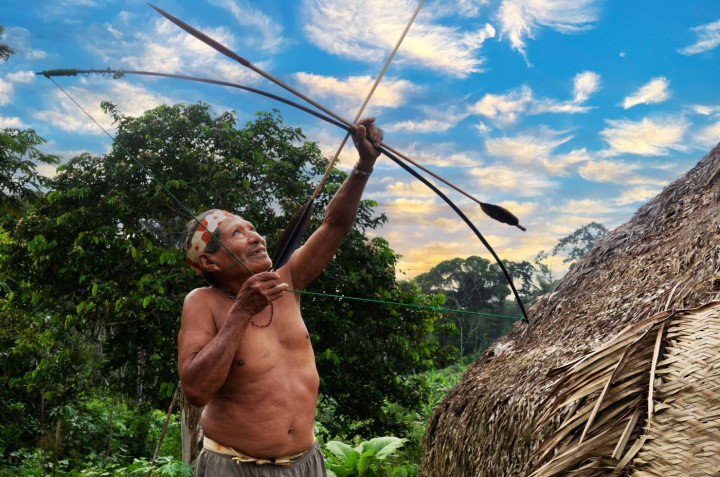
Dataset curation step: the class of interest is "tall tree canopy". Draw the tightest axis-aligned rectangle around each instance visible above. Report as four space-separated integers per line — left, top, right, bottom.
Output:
0 103 449 461
413 256 520 356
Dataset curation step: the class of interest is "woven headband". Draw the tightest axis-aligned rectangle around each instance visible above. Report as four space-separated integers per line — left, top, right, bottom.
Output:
186 209 233 274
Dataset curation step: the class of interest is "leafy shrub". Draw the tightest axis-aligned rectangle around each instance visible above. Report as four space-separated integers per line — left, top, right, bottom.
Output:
322 436 416 477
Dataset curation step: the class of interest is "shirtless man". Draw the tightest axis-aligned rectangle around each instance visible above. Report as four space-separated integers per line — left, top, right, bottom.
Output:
179 118 383 476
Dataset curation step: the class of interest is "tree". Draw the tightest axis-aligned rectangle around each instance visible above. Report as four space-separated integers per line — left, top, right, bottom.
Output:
1 25 17 62
413 256 517 357
552 222 608 265
0 128 61 218
0 103 446 463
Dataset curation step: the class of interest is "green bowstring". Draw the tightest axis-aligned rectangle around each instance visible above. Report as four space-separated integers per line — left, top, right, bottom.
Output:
47 77 525 322
289 289 524 321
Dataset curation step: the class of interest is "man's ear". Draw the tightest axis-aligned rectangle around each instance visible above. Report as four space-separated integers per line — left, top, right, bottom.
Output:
198 253 220 272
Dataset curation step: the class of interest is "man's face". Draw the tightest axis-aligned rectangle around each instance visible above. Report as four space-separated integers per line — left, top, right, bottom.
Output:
214 215 272 273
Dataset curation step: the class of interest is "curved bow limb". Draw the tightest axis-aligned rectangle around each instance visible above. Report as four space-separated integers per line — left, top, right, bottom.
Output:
40 69 528 321
146 3 526 232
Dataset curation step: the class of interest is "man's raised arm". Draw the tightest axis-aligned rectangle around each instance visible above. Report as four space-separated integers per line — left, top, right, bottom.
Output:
288 117 383 290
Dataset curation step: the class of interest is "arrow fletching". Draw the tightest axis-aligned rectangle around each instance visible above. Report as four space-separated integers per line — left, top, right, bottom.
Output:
271 199 315 270
480 202 526 231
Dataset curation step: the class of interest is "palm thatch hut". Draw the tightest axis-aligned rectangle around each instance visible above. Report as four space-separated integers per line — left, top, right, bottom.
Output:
421 143 720 476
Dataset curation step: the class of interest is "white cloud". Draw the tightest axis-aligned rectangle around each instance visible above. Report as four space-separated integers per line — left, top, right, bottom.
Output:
84 17 259 86
469 86 532 124
470 165 556 196
551 198 613 214
471 71 599 123
385 181 438 198
678 19 720 55
0 115 26 128
572 71 601 103
484 128 574 173
599 117 689 157
399 142 481 167
384 197 444 215
6 71 35 83
623 77 671 109
385 118 460 133
33 80 174 135
209 0 286 52
302 0 492 78
496 0 599 58
293 73 417 114
578 160 640 183
613 186 662 206
690 104 720 116
695 121 720 148
0 78 12 106
0 70 34 105
3 27 48 60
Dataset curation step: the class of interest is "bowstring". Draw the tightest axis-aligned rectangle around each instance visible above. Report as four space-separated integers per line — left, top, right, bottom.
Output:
44 76 525 322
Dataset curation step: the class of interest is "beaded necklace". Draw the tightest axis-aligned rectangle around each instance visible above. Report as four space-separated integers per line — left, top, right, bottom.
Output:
216 287 273 328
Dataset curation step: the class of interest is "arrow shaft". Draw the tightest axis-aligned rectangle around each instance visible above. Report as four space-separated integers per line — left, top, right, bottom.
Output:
310 0 425 201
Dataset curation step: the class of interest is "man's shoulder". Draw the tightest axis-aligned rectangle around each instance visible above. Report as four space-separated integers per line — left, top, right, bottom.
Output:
183 286 215 306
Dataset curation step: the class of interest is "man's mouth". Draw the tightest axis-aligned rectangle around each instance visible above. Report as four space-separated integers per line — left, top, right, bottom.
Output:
248 248 267 258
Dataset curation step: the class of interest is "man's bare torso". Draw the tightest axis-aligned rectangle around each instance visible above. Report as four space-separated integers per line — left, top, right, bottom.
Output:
194 282 319 458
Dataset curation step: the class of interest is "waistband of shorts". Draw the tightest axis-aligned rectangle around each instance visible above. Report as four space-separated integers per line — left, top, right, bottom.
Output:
203 436 315 466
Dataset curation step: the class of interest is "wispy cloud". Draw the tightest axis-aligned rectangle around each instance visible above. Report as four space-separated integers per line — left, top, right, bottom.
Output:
0 115 26 128
623 77 670 109
695 121 720 148
470 165 556 196
531 71 600 114
384 197 444 215
33 79 173 134
496 0 600 59
385 118 462 133
0 71 35 106
293 73 417 114
209 0 286 52
83 15 260 85
578 160 640 183
385 181 439 198
470 71 600 124
613 186 662 205
4 27 47 60
469 85 533 125
599 116 689 157
302 0 493 77
678 19 720 55
484 127 576 173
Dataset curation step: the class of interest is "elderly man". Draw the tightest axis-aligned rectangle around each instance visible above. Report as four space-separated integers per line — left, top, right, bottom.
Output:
179 118 383 476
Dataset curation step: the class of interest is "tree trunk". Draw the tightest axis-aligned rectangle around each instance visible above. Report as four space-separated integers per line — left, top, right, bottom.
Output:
180 388 203 466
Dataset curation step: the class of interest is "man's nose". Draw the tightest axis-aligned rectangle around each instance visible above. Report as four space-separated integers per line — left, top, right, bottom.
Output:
249 231 265 244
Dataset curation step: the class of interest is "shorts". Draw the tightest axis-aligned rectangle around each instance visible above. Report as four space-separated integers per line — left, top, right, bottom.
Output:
193 440 327 477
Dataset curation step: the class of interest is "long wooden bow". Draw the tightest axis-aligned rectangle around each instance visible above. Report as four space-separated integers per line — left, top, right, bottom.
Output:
146 3 529 321
271 0 425 269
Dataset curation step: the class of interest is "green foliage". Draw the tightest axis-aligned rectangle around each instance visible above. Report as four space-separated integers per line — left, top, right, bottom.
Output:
0 127 60 217
1 102 448 464
0 25 17 62
323 437 414 477
0 394 186 475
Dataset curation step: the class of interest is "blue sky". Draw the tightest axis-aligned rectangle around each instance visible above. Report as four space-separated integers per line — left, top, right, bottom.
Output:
2 0 720 279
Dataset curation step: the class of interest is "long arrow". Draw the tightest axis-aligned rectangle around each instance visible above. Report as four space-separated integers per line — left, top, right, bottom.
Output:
147 3 526 233
39 69 528 321
272 0 425 270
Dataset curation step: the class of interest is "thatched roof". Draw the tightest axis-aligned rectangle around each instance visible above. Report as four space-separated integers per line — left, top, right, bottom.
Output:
528 302 720 476
421 143 720 476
